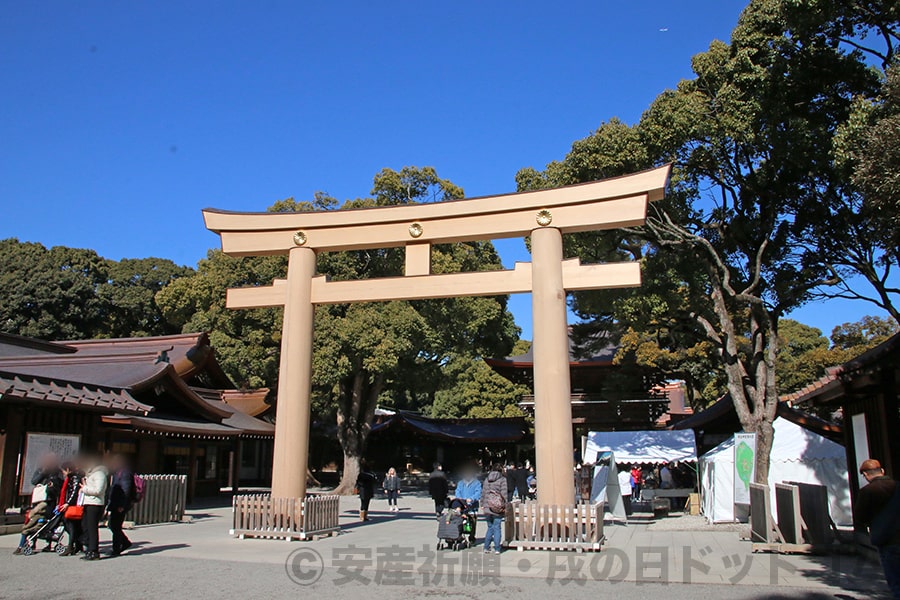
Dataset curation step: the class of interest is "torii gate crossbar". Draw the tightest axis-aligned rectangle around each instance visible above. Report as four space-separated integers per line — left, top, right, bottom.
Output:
203 165 670 506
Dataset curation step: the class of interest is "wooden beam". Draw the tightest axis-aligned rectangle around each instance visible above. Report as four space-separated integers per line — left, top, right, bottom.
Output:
213 195 650 255
225 260 641 308
404 243 431 276
204 165 670 234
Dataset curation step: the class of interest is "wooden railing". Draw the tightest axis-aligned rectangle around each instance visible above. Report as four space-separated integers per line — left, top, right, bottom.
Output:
231 494 341 541
126 474 187 526
504 501 604 551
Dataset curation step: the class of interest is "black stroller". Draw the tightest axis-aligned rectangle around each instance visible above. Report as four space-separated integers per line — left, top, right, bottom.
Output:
20 508 67 556
436 499 476 551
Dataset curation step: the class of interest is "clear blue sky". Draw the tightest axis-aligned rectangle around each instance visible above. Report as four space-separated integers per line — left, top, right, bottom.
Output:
0 1 889 340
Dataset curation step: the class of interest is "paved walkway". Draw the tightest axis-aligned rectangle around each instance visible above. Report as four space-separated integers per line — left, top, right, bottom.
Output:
0 493 891 599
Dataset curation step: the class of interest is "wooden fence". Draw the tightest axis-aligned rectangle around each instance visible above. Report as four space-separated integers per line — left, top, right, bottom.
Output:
504 501 604 552
231 494 341 541
126 474 187 526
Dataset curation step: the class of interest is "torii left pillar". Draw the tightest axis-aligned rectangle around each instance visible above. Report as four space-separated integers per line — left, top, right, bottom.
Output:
271 246 316 499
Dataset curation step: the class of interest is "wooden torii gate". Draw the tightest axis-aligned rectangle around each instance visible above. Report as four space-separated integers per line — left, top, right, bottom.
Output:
203 165 670 506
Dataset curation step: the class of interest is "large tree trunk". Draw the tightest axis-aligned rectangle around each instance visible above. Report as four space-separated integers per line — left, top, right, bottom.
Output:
753 418 775 483
704 273 780 484
333 370 384 495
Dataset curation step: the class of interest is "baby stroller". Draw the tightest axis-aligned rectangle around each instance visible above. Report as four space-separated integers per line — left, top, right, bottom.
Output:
436 499 476 551
20 508 67 556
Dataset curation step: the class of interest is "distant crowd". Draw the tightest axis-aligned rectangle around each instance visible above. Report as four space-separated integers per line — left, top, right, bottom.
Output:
355 460 536 553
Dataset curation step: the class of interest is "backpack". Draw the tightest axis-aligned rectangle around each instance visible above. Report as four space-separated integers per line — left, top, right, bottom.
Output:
132 473 145 503
484 488 506 515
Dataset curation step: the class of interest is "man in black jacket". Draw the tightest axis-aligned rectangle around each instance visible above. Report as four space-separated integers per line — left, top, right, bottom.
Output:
428 463 449 515
857 459 900 599
106 454 133 556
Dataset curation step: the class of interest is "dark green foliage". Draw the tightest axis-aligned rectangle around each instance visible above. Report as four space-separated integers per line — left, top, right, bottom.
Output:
0 238 191 340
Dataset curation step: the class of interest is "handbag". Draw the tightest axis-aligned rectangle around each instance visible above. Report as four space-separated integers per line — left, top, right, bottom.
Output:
63 487 85 520
64 504 84 520
31 483 47 504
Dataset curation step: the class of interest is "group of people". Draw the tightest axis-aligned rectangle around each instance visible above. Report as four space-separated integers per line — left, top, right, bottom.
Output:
614 461 686 515
354 463 402 521
427 462 508 553
15 451 136 560
616 465 643 516
427 462 534 511
352 460 535 554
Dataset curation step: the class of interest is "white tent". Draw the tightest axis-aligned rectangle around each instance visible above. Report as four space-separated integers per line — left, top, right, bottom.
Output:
699 417 852 525
583 429 697 465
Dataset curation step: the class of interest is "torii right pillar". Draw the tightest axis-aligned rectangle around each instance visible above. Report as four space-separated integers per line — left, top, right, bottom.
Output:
531 226 575 506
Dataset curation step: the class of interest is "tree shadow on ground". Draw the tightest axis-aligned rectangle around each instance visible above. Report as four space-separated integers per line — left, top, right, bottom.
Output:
775 549 891 599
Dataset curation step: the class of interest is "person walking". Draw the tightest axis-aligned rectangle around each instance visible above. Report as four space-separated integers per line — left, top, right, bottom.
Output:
79 453 108 561
57 459 85 556
356 461 377 522
514 463 530 502
857 459 900 599
618 467 634 517
383 467 401 513
505 464 516 502
428 463 449 515
481 464 507 554
107 454 134 556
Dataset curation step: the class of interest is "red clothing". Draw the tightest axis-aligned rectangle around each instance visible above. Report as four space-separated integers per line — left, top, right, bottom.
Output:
630 467 642 485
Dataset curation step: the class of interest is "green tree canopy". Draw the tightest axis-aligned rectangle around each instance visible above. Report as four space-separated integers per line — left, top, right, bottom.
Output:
516 0 898 480
0 238 191 340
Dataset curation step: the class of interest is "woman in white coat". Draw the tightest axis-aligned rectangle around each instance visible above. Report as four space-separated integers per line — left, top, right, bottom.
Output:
79 453 108 561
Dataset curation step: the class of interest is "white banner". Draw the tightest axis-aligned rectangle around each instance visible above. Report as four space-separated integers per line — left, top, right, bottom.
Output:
733 432 757 505
18 432 80 495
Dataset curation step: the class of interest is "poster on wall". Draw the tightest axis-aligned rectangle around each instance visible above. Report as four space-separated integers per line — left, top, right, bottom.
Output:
733 432 757 505
18 433 81 495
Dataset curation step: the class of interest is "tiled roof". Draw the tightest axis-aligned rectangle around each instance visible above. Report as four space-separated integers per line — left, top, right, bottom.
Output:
102 414 241 439
779 367 842 405
371 411 528 443
0 371 152 415
61 332 234 388
190 387 275 437
672 393 843 442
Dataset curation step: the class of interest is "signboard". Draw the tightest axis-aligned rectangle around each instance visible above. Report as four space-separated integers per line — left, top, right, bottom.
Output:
18 433 81 495
733 432 757 505
589 451 626 520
